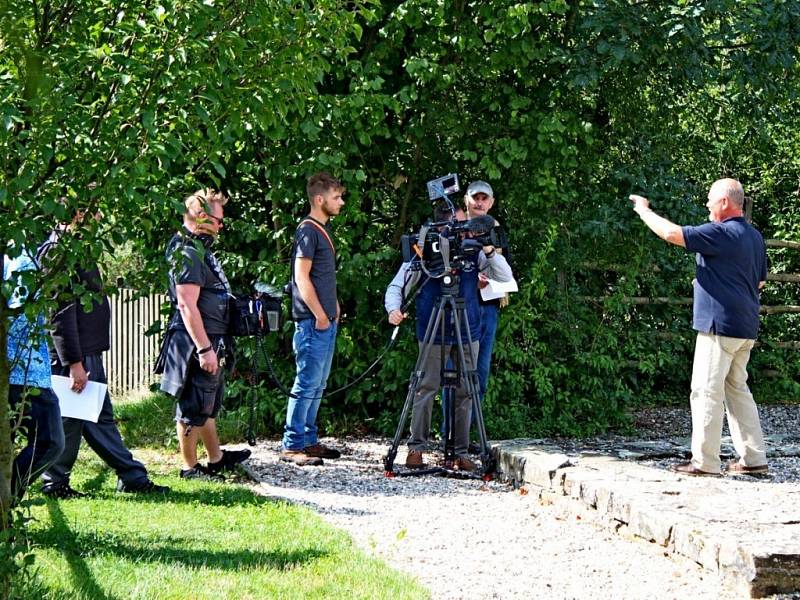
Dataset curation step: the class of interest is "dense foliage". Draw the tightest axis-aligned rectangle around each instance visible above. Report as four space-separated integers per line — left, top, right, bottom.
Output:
3 2 800 498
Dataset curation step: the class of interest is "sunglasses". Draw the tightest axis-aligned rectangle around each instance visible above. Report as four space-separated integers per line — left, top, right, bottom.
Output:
196 211 224 226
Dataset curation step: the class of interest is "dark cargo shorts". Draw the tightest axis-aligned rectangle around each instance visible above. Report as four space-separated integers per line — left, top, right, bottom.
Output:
175 353 224 427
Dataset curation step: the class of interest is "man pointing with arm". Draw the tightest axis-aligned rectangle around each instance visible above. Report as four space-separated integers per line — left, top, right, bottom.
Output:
630 178 768 476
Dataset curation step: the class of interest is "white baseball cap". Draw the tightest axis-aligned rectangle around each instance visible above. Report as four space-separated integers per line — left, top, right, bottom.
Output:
466 180 493 197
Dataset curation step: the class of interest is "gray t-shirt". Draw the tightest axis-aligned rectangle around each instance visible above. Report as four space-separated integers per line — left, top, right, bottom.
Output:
291 218 337 321
167 231 231 335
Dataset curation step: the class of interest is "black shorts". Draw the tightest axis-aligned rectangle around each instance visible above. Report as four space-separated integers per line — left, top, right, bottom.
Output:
175 354 224 427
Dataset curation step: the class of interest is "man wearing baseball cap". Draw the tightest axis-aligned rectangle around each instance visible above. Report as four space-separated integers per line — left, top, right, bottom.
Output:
442 180 512 447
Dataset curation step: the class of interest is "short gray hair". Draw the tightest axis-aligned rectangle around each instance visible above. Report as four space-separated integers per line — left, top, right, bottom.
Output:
712 178 744 208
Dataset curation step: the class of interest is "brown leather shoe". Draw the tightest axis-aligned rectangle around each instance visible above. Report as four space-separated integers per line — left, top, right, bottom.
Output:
280 450 323 466
726 460 768 475
304 443 341 459
406 450 425 469
671 462 720 477
454 456 477 472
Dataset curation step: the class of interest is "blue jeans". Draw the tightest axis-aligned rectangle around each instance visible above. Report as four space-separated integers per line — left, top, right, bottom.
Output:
475 303 499 400
441 303 499 431
10 385 65 499
282 319 337 451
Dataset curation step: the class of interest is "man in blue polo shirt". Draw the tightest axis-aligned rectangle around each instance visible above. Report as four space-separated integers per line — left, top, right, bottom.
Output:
630 178 768 477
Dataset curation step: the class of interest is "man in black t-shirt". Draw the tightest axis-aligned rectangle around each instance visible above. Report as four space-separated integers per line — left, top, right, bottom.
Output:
280 172 345 466
160 189 250 479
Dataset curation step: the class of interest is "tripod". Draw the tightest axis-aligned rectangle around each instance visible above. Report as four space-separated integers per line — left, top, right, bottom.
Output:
383 271 495 479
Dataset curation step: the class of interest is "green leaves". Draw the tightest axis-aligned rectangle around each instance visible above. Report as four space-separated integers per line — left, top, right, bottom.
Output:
1 0 799 443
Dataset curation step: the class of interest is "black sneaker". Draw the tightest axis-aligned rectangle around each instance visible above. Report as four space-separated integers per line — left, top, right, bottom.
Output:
116 479 170 494
180 463 212 479
41 482 87 499
207 448 252 475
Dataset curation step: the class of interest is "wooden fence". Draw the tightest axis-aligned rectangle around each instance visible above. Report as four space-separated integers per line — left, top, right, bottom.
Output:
102 289 166 397
580 237 800 377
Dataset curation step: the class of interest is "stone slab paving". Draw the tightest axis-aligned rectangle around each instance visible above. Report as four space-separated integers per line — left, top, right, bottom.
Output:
494 434 800 598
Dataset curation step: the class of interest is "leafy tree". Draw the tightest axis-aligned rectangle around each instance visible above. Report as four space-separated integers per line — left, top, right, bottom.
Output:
3 1 800 593
0 0 368 595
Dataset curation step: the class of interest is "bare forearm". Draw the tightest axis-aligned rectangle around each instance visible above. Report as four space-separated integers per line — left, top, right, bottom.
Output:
178 304 211 350
296 277 328 320
635 208 685 247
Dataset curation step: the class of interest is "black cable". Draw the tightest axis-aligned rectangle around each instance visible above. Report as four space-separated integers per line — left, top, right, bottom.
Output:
251 268 431 400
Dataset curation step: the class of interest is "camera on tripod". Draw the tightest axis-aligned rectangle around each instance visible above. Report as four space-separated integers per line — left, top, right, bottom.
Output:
400 173 500 275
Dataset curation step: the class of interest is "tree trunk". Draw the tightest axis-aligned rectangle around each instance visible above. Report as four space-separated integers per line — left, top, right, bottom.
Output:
0 293 13 600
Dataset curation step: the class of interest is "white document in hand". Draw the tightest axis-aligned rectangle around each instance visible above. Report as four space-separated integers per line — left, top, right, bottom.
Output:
51 375 106 423
480 277 519 302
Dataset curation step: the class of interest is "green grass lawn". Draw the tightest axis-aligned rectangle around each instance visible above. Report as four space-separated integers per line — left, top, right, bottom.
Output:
15 449 428 600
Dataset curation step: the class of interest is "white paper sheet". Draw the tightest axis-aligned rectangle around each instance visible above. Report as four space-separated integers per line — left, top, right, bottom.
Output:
480 277 519 301
51 375 106 423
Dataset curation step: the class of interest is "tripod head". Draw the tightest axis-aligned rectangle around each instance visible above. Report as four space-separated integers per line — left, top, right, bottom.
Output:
439 271 461 297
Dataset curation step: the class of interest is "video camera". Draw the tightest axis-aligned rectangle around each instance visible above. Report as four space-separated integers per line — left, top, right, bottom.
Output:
401 174 502 275
228 283 284 337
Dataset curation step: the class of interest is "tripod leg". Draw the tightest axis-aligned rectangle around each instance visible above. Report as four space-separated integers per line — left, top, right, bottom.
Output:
383 373 419 473
384 303 446 473
450 300 494 475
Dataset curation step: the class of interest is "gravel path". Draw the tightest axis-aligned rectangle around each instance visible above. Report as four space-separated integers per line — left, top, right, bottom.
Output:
242 405 800 600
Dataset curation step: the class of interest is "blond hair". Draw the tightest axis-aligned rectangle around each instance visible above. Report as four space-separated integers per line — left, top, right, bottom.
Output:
184 188 228 215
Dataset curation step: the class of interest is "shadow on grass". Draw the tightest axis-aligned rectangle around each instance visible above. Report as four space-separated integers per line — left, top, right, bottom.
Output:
32 517 327 571
34 485 328 589
45 502 121 600
113 390 176 448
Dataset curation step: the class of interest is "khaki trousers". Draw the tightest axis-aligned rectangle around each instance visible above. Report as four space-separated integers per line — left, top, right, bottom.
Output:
409 340 478 458
689 332 767 473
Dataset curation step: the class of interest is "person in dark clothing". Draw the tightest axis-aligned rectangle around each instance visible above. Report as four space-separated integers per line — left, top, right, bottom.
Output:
159 188 250 479
39 210 168 497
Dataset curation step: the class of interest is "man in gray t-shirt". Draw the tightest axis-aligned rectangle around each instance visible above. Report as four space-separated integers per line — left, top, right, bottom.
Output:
281 172 345 467
291 219 337 321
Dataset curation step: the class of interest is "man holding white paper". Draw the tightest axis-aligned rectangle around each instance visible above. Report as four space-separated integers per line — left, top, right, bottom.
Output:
39 211 167 498
464 180 513 403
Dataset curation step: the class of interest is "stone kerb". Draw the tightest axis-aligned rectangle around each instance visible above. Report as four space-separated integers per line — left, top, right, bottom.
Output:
492 438 800 598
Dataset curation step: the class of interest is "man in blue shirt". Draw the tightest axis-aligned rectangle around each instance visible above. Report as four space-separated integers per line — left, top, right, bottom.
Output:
630 178 768 476
385 207 513 471
4 249 65 501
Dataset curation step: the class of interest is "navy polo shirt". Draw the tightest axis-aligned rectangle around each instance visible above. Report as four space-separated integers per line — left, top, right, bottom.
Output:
682 217 767 340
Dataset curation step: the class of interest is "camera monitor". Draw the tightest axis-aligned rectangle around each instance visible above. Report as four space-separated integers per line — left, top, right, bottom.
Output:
426 173 460 201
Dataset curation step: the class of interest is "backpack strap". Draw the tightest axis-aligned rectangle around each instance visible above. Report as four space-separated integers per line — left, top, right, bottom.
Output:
298 218 336 255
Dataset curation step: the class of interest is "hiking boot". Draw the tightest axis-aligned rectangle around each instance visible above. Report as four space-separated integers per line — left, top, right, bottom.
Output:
454 456 477 472
207 448 252 475
280 450 323 466
726 460 769 475
304 443 341 459
116 478 170 494
405 450 425 469
41 482 87 499
180 463 213 479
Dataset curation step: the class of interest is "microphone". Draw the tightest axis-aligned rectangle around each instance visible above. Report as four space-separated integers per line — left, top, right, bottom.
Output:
463 215 495 236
